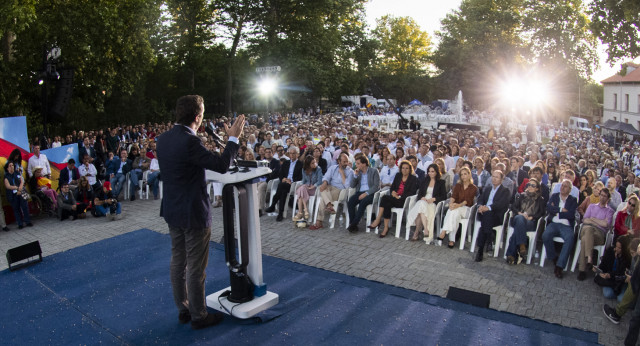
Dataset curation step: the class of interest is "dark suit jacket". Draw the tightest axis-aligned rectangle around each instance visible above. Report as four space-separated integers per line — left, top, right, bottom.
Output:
546 193 578 228
416 177 447 204
79 145 97 162
480 184 510 221
106 158 132 176
59 166 80 187
267 158 281 181
278 159 303 182
156 125 239 229
390 174 418 203
508 169 527 188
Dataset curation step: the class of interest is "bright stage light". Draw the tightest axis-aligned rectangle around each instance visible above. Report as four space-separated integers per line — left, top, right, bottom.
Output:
258 78 277 96
499 77 551 110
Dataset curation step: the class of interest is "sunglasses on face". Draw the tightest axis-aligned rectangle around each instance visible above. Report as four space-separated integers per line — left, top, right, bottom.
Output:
527 183 538 188
629 203 637 208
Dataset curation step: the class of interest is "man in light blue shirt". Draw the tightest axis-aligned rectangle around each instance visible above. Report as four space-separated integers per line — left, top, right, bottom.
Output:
310 152 353 230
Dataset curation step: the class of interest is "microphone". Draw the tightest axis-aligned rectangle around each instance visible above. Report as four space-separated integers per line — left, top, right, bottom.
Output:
205 125 226 150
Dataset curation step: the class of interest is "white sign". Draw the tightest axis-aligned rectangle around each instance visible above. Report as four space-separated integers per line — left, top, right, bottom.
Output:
256 66 281 73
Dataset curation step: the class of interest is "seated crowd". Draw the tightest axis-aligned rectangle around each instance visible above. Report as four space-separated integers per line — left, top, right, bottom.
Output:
4 111 640 332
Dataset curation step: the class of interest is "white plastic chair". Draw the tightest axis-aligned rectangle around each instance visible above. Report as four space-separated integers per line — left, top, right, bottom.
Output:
391 194 417 239
328 188 355 228
366 189 389 234
503 213 546 264
470 210 510 257
282 181 300 218
265 178 279 209
290 182 304 220
458 204 478 250
540 223 578 270
570 224 611 272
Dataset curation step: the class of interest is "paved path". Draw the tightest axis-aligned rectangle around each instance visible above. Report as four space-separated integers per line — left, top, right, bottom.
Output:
0 198 623 344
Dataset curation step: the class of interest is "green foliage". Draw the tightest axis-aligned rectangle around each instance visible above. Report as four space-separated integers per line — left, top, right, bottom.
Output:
373 15 431 75
522 0 598 79
589 0 640 63
434 0 526 107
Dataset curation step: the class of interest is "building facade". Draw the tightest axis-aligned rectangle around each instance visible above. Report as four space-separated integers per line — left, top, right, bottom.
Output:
602 62 640 130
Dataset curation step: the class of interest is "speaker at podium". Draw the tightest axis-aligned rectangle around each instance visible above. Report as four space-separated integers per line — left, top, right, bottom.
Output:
205 164 279 319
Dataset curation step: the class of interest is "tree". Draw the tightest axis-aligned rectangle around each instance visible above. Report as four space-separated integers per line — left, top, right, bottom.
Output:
434 0 526 108
589 0 640 63
2 0 162 132
522 0 598 79
373 15 431 76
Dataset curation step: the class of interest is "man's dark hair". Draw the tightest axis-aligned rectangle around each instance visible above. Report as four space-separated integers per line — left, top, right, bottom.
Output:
176 95 204 126
68 158 75 165
462 160 473 169
356 155 369 166
529 167 543 176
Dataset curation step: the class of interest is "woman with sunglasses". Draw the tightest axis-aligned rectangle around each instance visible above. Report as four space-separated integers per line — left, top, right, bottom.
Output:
614 195 640 242
505 178 545 265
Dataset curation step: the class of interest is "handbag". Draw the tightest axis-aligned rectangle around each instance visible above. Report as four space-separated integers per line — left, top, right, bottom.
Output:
20 188 30 200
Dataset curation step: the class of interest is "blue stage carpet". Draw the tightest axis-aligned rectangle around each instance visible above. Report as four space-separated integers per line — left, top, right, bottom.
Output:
1 229 599 345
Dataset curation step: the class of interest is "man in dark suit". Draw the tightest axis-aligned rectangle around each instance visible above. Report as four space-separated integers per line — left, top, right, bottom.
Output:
156 95 244 330
106 148 132 199
507 156 527 190
265 145 303 221
542 179 578 279
474 170 511 262
58 158 81 189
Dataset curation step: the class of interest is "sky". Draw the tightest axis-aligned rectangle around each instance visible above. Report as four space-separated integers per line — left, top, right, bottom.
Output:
364 0 632 82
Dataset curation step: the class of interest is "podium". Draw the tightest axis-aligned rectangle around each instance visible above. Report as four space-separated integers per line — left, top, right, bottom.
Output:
205 165 279 319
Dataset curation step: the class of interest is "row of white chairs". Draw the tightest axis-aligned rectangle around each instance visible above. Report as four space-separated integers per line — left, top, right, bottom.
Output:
257 179 617 270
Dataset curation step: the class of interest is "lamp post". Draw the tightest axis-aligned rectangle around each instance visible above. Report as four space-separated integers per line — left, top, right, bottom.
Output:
39 46 61 145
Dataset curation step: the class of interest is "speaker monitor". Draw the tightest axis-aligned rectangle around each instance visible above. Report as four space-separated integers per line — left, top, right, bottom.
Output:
6 241 43 271
446 286 490 308
51 69 74 117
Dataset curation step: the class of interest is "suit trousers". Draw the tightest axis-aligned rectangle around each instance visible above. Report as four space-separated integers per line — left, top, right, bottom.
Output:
169 225 211 321
475 209 501 252
271 181 292 216
347 192 375 226
578 224 605 271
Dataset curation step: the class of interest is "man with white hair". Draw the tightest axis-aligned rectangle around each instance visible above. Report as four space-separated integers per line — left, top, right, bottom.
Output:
542 179 578 279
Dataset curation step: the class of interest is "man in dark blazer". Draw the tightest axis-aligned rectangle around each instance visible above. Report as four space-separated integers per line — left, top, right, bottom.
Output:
106 148 132 198
475 170 511 262
156 95 243 330
507 156 527 190
347 155 380 233
265 145 303 221
542 179 578 279
58 159 81 189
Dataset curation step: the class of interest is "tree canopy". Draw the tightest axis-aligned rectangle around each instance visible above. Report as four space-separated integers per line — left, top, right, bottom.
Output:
0 0 618 135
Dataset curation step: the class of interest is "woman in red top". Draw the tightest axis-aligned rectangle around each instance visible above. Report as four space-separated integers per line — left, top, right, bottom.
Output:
614 195 640 241
369 160 418 238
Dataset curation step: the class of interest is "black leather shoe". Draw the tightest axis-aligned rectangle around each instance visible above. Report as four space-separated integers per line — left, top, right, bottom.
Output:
18 225 24 230
178 310 191 324
26 223 33 227
130 194 136 201
554 266 563 279
276 214 283 221
348 224 358 233
265 206 275 213
2 226 9 232
191 312 224 330
474 249 483 262
577 271 586 281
